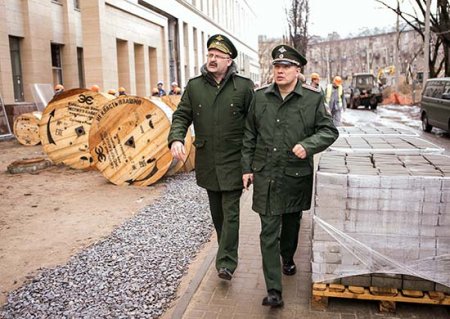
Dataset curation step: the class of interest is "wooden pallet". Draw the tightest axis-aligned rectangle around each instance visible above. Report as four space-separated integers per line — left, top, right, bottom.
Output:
312 283 450 313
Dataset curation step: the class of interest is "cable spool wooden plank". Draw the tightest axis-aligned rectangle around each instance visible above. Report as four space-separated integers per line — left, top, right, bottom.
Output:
146 97 193 177
161 95 181 111
13 111 42 146
39 88 113 169
158 95 196 173
89 96 177 186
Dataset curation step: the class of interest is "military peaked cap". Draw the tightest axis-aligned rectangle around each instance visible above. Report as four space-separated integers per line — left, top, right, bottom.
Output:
207 34 237 59
272 44 307 66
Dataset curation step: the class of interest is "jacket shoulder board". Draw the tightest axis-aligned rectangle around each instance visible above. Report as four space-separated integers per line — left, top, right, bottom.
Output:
302 83 320 93
256 83 271 91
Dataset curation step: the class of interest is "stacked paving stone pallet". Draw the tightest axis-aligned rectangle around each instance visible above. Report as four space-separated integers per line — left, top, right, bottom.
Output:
329 135 444 154
313 151 450 293
338 126 418 136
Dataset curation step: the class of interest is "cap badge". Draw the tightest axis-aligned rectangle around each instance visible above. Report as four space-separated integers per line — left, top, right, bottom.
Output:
278 46 287 53
216 35 224 41
279 54 284 58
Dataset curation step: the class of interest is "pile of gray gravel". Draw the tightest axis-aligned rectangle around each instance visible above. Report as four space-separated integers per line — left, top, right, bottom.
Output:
1 172 212 319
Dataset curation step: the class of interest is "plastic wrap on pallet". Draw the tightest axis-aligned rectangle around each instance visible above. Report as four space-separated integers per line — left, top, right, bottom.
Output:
329 136 444 155
313 152 450 289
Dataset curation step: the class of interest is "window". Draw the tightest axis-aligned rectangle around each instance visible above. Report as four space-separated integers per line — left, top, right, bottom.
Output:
77 47 85 88
74 0 80 9
9 36 24 102
51 43 63 86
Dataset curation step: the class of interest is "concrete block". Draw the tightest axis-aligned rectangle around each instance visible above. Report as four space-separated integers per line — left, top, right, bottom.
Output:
371 273 403 289
314 207 344 220
423 188 443 202
313 251 342 264
348 175 380 188
380 175 410 189
422 201 440 214
442 178 450 189
438 213 450 226
316 171 347 186
378 199 422 213
436 238 450 255
348 187 380 200
312 224 335 241
440 202 450 214
420 226 435 237
341 275 371 287
402 275 435 291
316 183 347 197
441 191 450 203
435 283 450 293
312 240 340 253
347 198 378 211
421 213 439 226
379 188 424 201
315 196 346 209
435 225 450 237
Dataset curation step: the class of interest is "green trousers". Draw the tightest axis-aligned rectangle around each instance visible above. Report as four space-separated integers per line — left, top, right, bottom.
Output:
259 211 302 292
207 189 241 273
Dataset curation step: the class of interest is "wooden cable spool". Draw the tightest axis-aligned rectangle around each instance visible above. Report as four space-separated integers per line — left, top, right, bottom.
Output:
39 89 113 169
89 96 189 186
13 111 42 146
150 97 193 176
159 95 196 173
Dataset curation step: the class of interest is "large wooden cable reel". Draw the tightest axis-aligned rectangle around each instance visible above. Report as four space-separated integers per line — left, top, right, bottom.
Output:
159 95 196 173
89 96 182 186
39 89 113 169
150 97 193 176
13 111 42 146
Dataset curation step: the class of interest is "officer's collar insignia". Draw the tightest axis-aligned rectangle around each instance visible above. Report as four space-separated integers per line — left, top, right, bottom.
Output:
278 46 287 53
216 35 224 41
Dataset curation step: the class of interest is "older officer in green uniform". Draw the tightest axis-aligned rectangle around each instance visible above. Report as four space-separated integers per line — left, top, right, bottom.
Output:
242 45 338 307
169 34 254 281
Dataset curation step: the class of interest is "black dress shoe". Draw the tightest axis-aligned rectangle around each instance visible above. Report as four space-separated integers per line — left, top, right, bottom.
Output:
218 267 233 280
282 260 296 276
262 289 284 307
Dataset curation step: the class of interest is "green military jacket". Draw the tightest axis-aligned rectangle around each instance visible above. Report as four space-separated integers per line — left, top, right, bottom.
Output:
168 63 254 191
241 81 339 215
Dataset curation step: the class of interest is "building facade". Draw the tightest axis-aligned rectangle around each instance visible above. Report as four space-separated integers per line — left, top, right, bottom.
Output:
0 0 259 106
258 30 429 87
305 30 425 85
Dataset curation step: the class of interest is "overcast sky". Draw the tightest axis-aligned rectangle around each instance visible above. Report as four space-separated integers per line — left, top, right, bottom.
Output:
253 0 402 38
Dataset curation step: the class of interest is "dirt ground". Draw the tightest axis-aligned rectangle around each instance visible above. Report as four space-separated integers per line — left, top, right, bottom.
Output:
0 138 167 306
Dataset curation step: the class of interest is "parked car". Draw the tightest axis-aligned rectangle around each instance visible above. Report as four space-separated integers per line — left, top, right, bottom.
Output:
420 77 450 133
348 73 383 110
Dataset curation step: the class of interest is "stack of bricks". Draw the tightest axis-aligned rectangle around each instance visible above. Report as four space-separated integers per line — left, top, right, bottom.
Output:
329 136 444 155
338 126 417 136
313 152 450 292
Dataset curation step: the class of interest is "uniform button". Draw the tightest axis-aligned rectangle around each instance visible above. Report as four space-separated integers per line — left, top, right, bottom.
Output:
231 103 234 106
199 104 202 108
273 147 277 151
295 173 299 176
276 119 280 122
196 113 200 115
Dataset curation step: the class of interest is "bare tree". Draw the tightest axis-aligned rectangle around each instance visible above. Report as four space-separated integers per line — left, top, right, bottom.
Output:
376 0 450 77
286 0 310 59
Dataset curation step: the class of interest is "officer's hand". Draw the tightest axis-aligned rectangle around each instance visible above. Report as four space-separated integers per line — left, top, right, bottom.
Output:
170 141 186 161
242 173 254 190
292 144 307 159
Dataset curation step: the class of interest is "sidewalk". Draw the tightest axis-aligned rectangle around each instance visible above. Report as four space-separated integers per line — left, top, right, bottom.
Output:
170 189 450 319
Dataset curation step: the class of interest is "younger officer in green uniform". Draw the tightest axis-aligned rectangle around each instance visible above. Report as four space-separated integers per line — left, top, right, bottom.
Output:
169 34 254 280
242 45 338 307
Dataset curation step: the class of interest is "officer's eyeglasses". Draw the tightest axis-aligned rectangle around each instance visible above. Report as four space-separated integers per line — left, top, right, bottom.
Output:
206 53 230 60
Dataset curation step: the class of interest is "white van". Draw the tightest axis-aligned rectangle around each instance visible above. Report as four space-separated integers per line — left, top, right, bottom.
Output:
420 77 450 133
